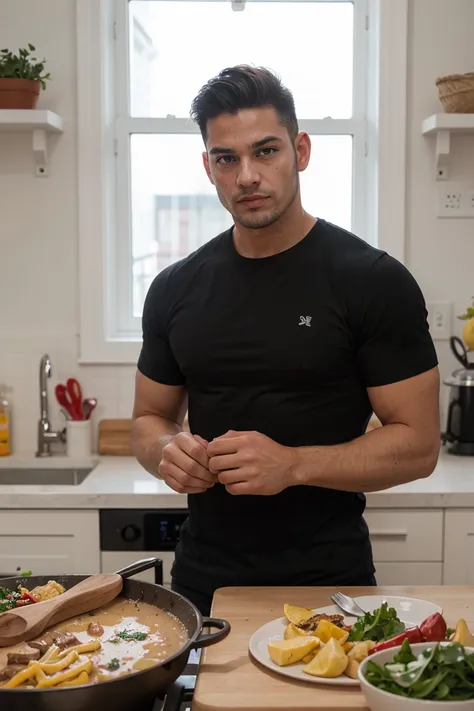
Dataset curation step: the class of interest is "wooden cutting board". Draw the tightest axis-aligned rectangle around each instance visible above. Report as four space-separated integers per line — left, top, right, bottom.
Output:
193 585 474 711
98 419 133 455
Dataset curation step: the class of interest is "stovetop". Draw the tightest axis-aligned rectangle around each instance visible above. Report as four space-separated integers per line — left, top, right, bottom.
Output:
154 671 195 711
150 650 200 711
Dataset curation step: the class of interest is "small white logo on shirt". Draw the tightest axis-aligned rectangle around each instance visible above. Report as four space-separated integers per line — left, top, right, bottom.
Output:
299 316 312 327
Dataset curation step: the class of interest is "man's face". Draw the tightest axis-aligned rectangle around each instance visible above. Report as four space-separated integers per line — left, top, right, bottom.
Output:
202 107 311 230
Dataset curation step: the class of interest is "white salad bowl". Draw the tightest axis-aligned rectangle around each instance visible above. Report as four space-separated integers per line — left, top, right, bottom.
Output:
358 642 474 711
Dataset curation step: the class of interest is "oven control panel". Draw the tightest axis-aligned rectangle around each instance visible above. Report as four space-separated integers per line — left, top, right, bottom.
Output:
100 509 189 552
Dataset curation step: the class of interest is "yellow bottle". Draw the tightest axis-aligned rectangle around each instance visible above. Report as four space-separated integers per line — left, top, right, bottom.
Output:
0 389 11 456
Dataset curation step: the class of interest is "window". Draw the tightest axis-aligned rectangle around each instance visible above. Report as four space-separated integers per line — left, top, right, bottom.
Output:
77 0 408 362
115 0 366 337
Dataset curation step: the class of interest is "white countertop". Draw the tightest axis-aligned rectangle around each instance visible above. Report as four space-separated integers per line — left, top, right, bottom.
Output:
0 448 473 509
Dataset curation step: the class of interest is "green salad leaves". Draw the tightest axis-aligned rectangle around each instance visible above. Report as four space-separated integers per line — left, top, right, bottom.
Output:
365 639 474 701
348 602 405 643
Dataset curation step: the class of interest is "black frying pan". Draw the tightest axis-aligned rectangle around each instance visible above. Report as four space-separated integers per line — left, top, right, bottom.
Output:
0 558 230 711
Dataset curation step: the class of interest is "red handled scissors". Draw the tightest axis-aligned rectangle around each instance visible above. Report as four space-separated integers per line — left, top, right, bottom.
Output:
55 378 84 420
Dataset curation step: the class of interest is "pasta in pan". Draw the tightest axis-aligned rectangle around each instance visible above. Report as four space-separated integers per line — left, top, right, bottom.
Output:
0 596 188 690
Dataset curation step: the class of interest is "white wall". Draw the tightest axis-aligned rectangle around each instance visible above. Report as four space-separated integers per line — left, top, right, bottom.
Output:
0 0 473 452
405 0 474 417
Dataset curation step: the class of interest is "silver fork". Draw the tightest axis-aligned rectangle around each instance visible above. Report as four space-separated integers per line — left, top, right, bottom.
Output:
331 592 367 618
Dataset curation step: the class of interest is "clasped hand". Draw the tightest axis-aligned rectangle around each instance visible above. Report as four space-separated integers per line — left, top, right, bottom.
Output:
158 430 296 495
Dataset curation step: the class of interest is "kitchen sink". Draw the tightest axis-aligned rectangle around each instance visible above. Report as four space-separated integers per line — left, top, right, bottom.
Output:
0 468 93 486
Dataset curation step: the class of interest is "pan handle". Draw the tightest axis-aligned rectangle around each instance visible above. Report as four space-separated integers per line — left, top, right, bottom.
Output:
192 617 231 649
114 557 163 582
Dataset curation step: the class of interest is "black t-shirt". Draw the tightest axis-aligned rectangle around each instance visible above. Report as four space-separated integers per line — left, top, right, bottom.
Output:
138 219 438 596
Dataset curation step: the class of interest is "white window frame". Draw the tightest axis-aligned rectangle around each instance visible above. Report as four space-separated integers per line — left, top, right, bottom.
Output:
77 0 408 364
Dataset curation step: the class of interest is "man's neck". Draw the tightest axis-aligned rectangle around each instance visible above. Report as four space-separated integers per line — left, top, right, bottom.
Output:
232 202 316 259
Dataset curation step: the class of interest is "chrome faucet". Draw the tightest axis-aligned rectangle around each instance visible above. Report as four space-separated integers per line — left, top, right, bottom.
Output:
36 354 66 457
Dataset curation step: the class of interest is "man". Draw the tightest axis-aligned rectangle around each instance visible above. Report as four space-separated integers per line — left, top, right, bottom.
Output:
132 66 440 616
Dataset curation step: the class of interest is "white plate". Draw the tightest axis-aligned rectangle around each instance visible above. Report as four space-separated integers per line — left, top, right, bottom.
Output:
249 595 443 687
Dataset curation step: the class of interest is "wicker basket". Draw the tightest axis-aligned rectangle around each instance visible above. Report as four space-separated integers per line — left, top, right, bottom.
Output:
436 72 474 113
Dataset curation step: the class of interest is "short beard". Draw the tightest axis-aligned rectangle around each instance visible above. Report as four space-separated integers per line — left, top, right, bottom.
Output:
217 162 300 231
236 209 282 230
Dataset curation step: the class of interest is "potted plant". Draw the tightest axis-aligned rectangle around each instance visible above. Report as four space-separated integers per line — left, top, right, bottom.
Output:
0 44 50 109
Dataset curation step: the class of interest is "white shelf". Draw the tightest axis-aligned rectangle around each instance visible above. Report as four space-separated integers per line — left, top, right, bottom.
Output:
0 110 64 176
0 109 63 133
421 113 474 180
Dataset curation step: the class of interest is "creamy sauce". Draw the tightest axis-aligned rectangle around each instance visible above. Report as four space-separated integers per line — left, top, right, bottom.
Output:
0 598 188 685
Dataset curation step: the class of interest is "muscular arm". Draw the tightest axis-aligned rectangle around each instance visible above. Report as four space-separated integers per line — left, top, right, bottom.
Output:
291 367 440 492
131 371 188 477
208 368 441 496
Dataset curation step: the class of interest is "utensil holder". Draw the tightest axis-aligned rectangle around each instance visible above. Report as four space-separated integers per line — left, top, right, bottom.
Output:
66 420 92 458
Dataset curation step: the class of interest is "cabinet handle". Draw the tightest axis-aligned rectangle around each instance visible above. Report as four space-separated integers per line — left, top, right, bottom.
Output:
370 530 408 538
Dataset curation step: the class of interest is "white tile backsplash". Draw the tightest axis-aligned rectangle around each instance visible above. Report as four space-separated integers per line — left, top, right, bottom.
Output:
1 334 135 454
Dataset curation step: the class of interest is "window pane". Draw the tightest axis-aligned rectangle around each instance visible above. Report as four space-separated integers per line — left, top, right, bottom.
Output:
129 1 353 119
130 133 352 317
130 134 230 317
301 135 352 233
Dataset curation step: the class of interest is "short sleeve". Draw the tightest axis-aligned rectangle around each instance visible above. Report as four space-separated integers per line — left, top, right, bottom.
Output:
355 254 438 387
137 270 186 386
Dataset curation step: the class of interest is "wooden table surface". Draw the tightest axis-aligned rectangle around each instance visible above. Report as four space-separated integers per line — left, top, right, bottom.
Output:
192 585 474 711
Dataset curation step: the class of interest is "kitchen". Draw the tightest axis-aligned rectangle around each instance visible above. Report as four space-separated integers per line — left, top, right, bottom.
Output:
1 0 474 709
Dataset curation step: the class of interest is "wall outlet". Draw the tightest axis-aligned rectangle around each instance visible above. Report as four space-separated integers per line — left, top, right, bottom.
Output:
427 301 452 340
437 182 474 218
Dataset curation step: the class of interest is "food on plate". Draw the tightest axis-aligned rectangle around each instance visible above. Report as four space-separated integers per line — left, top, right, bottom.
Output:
266 600 474 682
267 636 320 666
344 640 376 679
368 627 423 654
302 637 348 678
298 613 346 632
419 612 447 643
283 623 307 640
0 594 188 689
348 601 405 643
276 602 377 679
312 619 349 645
0 580 65 612
283 604 314 626
363 638 474 701
368 612 448 655
451 618 474 647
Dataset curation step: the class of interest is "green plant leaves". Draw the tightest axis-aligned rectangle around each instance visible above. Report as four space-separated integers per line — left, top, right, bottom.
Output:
0 44 50 90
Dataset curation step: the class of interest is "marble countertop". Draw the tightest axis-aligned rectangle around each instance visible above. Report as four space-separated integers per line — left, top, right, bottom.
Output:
0 448 473 509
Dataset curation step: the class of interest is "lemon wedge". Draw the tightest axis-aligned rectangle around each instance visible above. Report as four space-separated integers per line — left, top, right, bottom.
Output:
313 618 349 645
284 623 307 640
302 637 348 678
268 636 320 666
283 604 314 625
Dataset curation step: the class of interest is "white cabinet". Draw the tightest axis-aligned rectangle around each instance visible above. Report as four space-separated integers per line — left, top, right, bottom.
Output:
444 510 474 584
0 510 100 577
0 505 471 588
374 562 443 586
365 510 443 585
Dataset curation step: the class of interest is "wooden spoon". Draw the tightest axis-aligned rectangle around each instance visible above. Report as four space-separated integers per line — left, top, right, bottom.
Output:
0 573 122 647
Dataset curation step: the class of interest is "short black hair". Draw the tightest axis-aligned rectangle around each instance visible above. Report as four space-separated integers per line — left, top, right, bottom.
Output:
190 65 299 142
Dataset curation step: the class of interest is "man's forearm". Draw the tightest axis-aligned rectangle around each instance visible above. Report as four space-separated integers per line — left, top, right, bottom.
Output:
131 415 181 478
290 423 440 493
